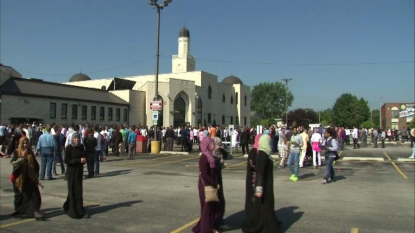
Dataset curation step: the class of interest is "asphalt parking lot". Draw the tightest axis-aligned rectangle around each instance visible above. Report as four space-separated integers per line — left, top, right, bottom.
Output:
0 143 414 233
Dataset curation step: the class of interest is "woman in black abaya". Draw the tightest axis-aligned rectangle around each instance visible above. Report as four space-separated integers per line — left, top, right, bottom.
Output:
242 134 281 233
63 132 89 219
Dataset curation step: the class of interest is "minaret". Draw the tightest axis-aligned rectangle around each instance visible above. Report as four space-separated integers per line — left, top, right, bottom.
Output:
172 27 196 73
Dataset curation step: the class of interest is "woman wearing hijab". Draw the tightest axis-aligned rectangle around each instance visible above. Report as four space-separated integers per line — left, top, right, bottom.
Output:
211 137 229 230
10 138 44 220
192 137 221 233
242 134 281 233
63 132 89 219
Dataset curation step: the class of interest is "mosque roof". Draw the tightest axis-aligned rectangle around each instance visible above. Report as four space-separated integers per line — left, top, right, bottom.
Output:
222 75 243 86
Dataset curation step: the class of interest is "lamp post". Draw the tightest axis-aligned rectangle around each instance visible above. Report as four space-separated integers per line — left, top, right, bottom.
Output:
282 78 292 127
148 0 171 102
379 96 383 129
148 0 171 153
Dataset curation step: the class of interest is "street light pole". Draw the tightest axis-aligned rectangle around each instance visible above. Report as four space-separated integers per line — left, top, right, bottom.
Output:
148 0 171 102
282 78 292 127
379 96 383 129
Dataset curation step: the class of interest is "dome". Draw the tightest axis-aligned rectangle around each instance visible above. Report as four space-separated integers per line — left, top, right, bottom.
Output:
69 73 91 82
222 75 243 86
179 27 190 38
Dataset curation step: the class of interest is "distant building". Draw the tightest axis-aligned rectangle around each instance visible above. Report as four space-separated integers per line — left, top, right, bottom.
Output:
65 27 251 128
381 103 415 129
0 28 251 128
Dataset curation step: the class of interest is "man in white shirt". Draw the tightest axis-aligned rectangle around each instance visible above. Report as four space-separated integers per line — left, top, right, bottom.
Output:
93 126 102 176
352 126 360 149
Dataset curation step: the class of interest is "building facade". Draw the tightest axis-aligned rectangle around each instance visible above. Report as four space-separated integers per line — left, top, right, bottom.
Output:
381 103 415 129
65 27 251 128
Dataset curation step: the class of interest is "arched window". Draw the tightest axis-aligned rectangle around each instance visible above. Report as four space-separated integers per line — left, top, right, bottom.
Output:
236 92 238 105
244 95 247 106
208 86 212 99
222 94 225 103
230 96 233 104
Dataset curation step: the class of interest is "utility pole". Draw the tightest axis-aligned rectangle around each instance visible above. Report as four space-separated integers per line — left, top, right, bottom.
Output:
281 78 292 127
379 97 383 129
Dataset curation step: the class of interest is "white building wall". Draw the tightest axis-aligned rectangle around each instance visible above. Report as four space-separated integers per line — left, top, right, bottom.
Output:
110 90 146 126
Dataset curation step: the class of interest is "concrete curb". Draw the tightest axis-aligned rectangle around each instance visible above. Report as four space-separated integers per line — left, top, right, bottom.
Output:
342 157 384 161
159 151 189 155
397 158 415 162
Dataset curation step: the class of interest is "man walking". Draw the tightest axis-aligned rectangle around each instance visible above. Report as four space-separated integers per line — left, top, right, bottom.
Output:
36 125 57 180
287 127 303 181
352 126 360 149
165 126 174 151
127 127 137 160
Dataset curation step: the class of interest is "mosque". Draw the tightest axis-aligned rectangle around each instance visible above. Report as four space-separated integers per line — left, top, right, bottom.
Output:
0 28 251 128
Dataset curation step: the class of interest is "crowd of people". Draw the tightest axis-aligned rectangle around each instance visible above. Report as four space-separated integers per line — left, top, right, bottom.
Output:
1 121 414 228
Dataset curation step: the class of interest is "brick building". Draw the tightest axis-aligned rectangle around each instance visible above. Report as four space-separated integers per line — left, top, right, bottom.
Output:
381 103 415 129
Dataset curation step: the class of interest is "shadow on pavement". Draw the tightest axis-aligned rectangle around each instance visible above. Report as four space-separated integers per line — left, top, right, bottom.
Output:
87 169 133 179
276 206 304 232
0 207 63 221
222 206 303 232
298 173 316 180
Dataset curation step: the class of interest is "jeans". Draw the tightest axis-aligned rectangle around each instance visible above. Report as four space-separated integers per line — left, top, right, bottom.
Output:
338 138 344 150
287 151 300 177
128 143 136 159
324 156 335 181
52 151 65 174
40 152 54 179
94 150 102 174
86 153 95 178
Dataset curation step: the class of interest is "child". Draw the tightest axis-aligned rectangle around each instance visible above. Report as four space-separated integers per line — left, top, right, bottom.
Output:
278 137 288 168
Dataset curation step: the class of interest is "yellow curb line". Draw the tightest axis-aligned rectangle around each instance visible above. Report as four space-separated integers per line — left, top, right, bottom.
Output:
223 161 246 168
384 152 408 180
0 218 34 229
141 156 200 167
170 218 199 233
351 227 359 233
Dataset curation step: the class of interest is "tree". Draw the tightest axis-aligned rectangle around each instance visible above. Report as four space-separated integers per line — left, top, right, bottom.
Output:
319 108 334 125
283 108 318 128
360 120 374 129
332 94 371 128
371 109 380 128
251 82 294 125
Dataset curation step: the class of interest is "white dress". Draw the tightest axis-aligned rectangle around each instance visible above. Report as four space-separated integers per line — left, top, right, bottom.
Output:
231 130 239 148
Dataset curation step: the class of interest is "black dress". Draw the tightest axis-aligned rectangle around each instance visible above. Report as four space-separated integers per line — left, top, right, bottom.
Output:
63 144 86 219
10 150 42 218
242 149 281 233
214 156 226 228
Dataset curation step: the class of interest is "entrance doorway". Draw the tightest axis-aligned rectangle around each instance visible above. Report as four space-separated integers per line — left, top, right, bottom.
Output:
174 97 185 128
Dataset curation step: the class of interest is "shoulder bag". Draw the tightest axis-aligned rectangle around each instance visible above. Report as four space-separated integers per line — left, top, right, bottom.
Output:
200 172 219 202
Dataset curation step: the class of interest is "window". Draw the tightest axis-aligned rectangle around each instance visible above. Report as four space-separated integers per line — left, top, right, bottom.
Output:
116 108 121 121
236 92 238 105
208 86 212 99
208 113 211 123
222 94 225 103
236 116 239 125
230 96 233 104
108 107 113 121
61 103 67 119
391 110 399 118
123 109 128 122
100 107 105 120
244 95 247 106
71 104 77 119
82 105 87 120
244 117 247 126
230 116 233 124
50 103 56 118
91 106 96 120
222 115 225 125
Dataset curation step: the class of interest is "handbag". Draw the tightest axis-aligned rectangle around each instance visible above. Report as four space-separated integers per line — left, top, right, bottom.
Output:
10 173 15 183
200 172 219 202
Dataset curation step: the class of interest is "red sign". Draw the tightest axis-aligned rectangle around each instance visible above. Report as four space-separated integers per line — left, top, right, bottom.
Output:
150 101 162 111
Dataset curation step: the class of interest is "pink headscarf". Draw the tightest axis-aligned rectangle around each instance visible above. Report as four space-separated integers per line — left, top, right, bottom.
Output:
253 134 262 149
200 137 215 168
